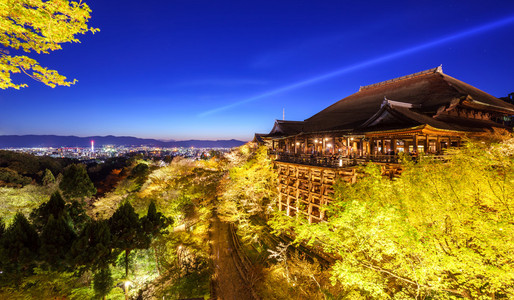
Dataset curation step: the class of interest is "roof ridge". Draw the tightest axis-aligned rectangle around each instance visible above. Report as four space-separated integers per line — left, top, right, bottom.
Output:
359 65 443 91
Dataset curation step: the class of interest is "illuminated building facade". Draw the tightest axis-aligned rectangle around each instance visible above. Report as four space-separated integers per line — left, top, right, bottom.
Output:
259 67 514 223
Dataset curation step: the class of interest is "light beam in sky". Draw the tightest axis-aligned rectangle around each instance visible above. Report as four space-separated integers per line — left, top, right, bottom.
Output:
198 14 514 117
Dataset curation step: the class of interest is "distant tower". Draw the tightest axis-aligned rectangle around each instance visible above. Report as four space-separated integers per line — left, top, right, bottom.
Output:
91 140 94 156
282 108 285 120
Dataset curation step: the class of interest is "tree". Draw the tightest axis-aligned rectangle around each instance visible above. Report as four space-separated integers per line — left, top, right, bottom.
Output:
129 162 150 191
0 212 40 284
141 201 172 275
108 201 146 277
40 214 77 270
30 190 66 231
65 199 90 232
93 267 113 300
42 168 55 186
0 0 98 89
218 145 277 243
270 136 514 299
0 167 32 186
141 201 171 238
59 163 96 199
70 219 115 271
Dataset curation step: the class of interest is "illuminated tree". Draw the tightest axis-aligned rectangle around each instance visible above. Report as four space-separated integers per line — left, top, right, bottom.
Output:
108 201 147 277
270 135 514 299
141 201 171 238
218 145 277 243
0 0 98 89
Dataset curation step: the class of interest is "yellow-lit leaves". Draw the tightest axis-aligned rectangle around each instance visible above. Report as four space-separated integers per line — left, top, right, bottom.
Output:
0 0 98 88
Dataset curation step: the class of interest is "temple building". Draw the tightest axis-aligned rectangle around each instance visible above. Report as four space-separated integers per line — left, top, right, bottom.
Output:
258 66 514 223
261 66 514 164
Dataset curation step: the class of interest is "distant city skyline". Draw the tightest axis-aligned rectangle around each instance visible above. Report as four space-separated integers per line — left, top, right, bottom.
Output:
1 0 513 141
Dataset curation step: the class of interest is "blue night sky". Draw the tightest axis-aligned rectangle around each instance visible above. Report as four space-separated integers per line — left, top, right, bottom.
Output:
1 0 514 141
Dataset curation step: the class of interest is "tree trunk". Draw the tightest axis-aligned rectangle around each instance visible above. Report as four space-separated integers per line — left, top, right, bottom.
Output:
153 245 161 275
125 249 129 278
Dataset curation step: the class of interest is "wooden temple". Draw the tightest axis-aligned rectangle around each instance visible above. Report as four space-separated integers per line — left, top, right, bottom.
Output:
258 66 514 223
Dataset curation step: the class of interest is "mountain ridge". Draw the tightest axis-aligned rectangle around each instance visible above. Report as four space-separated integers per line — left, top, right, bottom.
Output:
0 135 247 148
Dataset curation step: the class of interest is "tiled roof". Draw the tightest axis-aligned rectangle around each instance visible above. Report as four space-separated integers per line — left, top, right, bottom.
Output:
299 67 514 133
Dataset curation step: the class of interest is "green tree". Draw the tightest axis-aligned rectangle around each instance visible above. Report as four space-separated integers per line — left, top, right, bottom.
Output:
270 136 514 299
130 162 150 191
0 0 98 89
141 201 172 275
42 168 55 185
109 201 146 277
30 190 66 231
0 212 40 284
219 145 277 243
0 167 32 186
65 199 90 232
59 163 96 199
70 219 115 271
40 214 77 270
141 201 171 238
93 267 113 300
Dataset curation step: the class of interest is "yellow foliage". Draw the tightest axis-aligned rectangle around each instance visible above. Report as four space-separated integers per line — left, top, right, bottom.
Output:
0 0 98 88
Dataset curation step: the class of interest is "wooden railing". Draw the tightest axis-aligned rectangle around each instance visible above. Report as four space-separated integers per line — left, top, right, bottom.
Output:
272 153 400 167
271 151 448 168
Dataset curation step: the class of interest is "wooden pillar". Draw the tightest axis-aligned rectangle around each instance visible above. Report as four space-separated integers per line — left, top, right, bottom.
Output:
392 138 397 153
424 135 429 154
413 135 418 153
436 136 441 154
278 190 283 213
381 139 385 154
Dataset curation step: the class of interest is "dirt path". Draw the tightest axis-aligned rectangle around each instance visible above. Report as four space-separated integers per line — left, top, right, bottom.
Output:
210 215 253 300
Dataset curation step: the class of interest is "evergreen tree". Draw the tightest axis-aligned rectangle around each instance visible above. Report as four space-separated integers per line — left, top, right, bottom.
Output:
141 201 172 275
59 164 96 199
70 219 114 271
141 201 171 239
0 213 40 283
129 162 150 191
30 191 66 232
42 168 55 186
93 267 113 300
65 200 90 233
40 214 77 270
108 201 146 277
